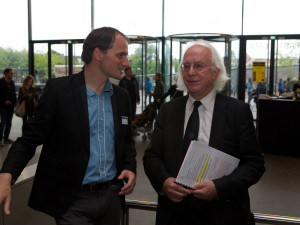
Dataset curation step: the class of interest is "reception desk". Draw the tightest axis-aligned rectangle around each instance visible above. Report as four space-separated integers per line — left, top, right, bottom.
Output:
257 98 300 157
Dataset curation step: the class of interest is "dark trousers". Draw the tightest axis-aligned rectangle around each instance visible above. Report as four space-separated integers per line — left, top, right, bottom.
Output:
55 188 122 225
156 195 213 225
0 106 14 141
156 195 254 225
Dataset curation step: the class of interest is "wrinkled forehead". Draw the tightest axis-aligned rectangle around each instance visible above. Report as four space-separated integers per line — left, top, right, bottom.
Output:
183 45 212 63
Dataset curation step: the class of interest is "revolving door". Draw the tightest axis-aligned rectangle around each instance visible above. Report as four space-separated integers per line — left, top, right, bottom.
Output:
127 36 163 115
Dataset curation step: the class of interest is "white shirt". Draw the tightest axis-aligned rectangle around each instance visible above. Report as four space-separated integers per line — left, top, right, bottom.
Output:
184 90 216 145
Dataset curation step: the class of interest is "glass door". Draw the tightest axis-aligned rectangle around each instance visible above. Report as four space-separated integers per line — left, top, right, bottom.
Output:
50 42 83 78
127 36 162 116
275 39 300 96
51 44 68 78
32 41 84 84
245 40 271 119
72 42 84 75
33 43 49 85
243 37 300 119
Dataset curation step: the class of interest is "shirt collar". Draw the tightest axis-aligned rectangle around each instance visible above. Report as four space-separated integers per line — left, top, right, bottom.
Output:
104 79 114 96
187 90 216 111
86 79 114 97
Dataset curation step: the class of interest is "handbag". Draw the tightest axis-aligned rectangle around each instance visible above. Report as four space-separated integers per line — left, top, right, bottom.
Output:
15 100 26 117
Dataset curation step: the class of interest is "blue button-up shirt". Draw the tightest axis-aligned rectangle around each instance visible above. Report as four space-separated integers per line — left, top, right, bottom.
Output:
82 80 117 185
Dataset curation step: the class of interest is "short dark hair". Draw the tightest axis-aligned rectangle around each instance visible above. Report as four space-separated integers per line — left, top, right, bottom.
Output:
81 27 128 65
3 68 12 75
124 67 131 73
155 72 162 80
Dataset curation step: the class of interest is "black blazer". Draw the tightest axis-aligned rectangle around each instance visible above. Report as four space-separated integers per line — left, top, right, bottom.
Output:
143 93 265 225
1 71 137 218
0 78 17 108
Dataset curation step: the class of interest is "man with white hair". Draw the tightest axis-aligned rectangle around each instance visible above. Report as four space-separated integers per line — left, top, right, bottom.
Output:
143 39 265 225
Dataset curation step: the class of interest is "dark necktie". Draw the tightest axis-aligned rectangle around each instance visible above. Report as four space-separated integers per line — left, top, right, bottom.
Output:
183 101 202 156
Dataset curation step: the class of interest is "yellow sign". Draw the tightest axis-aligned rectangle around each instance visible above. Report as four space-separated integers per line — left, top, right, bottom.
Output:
252 62 265 82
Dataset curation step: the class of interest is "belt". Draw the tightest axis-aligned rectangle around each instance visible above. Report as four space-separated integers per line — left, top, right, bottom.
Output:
81 180 113 192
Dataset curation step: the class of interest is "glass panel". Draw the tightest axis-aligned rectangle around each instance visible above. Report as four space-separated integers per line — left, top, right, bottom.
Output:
244 0 300 35
94 0 162 36
146 41 158 107
275 39 300 95
246 40 270 119
0 0 28 50
128 42 143 115
51 44 68 78
164 39 171 93
147 42 158 76
168 40 180 102
128 39 161 115
34 43 49 85
230 39 240 98
0 0 28 87
73 43 84 75
31 0 91 40
165 0 243 36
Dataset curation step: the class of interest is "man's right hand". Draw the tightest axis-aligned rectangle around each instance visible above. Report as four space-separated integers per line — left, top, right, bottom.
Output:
162 177 191 203
0 173 12 215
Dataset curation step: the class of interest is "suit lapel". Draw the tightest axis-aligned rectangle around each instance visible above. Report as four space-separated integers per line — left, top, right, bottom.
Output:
174 96 188 166
209 93 227 149
111 85 119 146
72 71 90 151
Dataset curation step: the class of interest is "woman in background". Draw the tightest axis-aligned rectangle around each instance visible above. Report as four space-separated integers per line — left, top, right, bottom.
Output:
18 75 38 125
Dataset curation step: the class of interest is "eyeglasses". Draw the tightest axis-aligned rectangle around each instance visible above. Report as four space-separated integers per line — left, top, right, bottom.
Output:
180 63 213 73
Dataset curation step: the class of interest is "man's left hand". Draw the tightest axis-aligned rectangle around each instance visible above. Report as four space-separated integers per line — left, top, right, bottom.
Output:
190 180 217 201
118 170 136 195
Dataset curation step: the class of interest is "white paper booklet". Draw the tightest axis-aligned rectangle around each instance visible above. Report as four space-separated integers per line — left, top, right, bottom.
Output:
175 141 240 188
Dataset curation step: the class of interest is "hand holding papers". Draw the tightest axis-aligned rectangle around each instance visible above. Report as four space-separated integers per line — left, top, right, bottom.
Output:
175 141 240 189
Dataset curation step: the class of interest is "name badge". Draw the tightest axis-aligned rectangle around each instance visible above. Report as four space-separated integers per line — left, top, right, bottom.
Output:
122 116 128 125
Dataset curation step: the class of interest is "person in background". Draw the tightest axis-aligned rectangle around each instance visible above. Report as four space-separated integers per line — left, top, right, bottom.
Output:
292 77 300 100
143 39 265 225
253 82 266 105
285 77 292 93
158 76 184 103
18 75 38 125
119 67 140 120
151 72 165 109
146 77 152 104
119 67 140 136
0 27 136 225
278 78 283 96
0 68 17 147
246 77 253 104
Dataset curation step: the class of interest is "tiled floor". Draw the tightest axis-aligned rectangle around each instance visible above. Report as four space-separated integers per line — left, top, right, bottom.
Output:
1 115 300 224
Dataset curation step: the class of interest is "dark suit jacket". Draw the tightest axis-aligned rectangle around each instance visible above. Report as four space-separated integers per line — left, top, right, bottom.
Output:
0 71 137 218
0 78 17 108
143 93 265 225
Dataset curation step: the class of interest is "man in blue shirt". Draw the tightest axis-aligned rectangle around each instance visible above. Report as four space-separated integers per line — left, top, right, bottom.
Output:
0 27 137 225
146 77 152 104
278 78 283 95
246 77 253 104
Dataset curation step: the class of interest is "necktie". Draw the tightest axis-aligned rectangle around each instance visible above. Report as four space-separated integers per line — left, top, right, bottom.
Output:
183 101 202 155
